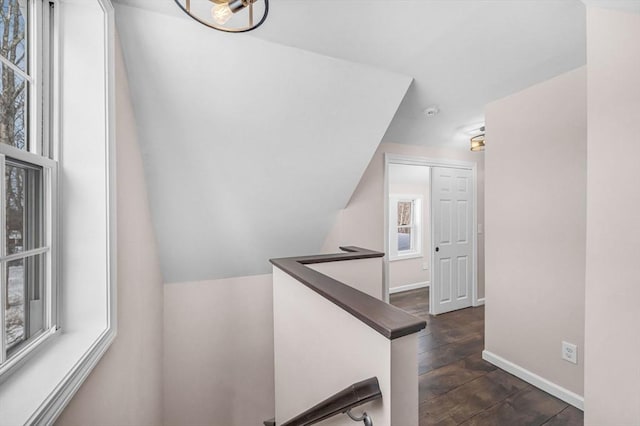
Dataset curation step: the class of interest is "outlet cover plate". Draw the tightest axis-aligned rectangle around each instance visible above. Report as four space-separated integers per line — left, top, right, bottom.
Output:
562 341 578 364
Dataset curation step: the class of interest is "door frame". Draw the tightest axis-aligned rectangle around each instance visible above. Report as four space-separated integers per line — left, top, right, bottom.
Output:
383 153 480 313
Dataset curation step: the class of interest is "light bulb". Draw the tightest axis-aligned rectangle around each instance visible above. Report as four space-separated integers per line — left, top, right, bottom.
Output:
212 3 233 25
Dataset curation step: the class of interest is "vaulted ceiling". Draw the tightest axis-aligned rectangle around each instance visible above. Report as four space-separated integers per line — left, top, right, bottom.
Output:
114 4 411 282
256 0 587 148
113 0 591 282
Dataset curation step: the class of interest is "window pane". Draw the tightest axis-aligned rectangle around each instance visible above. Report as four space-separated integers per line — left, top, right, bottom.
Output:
397 227 412 251
5 257 24 350
0 0 28 72
6 161 42 255
0 63 27 150
397 201 412 226
5 254 44 355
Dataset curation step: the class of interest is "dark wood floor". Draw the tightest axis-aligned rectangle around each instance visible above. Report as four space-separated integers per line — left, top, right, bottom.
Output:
390 288 583 426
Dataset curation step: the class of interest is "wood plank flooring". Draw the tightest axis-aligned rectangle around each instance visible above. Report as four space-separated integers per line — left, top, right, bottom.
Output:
390 288 584 426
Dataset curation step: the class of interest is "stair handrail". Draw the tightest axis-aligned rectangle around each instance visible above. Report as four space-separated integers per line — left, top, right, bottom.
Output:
280 377 382 426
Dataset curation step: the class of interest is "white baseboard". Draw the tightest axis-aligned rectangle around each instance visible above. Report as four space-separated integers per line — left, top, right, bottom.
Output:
482 350 584 410
474 297 485 307
389 281 429 294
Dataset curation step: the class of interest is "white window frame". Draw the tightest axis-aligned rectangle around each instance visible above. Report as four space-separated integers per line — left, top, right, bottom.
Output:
0 0 59 377
388 194 423 261
0 0 116 424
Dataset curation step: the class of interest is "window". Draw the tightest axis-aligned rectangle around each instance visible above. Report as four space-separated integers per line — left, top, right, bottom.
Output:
389 195 422 260
0 0 56 374
0 1 114 422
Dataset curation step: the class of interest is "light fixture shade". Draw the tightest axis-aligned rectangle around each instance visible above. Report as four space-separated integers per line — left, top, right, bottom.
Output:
470 134 485 152
174 0 269 33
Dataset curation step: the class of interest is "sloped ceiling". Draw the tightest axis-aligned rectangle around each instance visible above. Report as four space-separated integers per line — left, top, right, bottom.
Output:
114 5 412 282
254 0 587 148
115 0 588 149
113 0 592 282
581 0 640 14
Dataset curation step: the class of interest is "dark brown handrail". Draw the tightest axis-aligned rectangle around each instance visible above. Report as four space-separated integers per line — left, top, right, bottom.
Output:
281 377 382 426
270 246 426 339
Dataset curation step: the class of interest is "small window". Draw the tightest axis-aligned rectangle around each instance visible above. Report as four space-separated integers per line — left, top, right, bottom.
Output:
0 0 56 375
389 196 422 260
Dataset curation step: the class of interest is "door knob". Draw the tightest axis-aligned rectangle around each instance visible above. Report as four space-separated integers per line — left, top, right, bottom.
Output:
435 247 440 252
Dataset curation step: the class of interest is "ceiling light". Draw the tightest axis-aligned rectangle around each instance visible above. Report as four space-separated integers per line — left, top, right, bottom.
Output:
174 0 269 33
470 133 485 152
211 2 234 24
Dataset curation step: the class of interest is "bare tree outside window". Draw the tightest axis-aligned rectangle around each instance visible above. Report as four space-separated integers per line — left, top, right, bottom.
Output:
0 0 54 376
397 201 413 251
397 201 412 231
1 0 28 151
390 197 422 257
0 0 41 357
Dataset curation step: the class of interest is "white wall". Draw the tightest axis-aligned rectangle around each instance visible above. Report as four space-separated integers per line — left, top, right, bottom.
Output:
584 7 640 424
56 35 164 426
309 258 384 300
484 67 586 403
389 256 428 292
58 0 109 333
273 267 418 426
323 142 485 299
163 274 275 426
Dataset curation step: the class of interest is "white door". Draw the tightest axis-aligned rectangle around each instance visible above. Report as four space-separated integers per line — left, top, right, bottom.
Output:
431 167 474 315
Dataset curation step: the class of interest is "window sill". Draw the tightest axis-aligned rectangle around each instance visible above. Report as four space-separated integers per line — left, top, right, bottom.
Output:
389 252 423 262
0 327 115 424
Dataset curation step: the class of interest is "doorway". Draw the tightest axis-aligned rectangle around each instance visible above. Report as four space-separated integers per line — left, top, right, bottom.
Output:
384 154 479 315
387 163 431 299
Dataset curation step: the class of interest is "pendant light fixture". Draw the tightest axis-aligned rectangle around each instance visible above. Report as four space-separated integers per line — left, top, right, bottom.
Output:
470 126 485 152
174 0 269 33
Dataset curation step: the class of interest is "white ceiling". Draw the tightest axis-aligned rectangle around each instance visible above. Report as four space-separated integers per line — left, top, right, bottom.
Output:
254 0 587 148
114 4 410 282
582 0 640 14
111 0 601 282
117 0 590 148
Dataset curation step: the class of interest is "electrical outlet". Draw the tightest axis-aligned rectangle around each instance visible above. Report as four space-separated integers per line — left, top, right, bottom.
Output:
562 341 578 364
422 262 429 270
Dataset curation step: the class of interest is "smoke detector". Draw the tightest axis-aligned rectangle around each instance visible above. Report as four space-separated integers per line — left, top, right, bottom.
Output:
423 106 440 117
